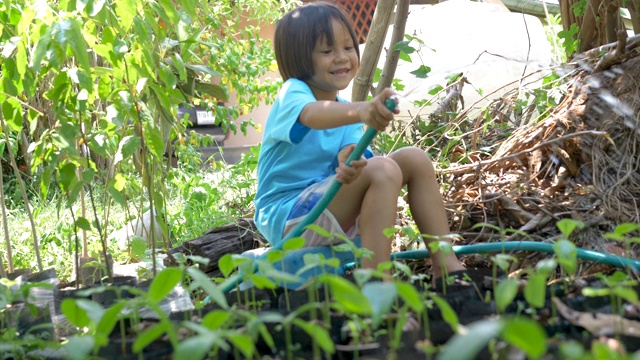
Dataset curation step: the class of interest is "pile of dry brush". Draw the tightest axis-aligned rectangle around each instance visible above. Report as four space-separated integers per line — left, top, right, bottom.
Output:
424 35 640 275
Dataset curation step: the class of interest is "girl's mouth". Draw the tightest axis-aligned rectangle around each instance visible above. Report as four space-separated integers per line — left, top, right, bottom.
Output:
332 68 350 75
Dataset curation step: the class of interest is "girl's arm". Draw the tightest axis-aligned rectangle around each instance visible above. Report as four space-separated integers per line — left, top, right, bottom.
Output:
299 88 398 131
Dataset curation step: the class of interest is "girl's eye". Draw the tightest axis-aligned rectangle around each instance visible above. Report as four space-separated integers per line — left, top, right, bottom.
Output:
321 50 332 54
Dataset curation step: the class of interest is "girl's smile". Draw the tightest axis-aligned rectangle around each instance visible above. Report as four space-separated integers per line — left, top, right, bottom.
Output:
306 19 359 101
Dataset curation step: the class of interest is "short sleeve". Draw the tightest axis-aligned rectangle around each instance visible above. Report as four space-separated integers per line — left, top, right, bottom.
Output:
269 79 316 144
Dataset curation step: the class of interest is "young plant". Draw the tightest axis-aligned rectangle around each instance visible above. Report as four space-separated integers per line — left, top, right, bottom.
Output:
582 270 638 316
553 219 583 289
604 223 640 273
439 317 548 360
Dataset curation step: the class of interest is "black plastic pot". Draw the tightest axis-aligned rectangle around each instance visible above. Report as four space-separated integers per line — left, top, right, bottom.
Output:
91 276 138 308
97 336 173 359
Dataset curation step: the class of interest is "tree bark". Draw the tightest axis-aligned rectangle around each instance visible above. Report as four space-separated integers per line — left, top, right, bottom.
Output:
579 0 606 52
352 0 396 101
376 0 410 95
165 219 261 274
627 0 640 34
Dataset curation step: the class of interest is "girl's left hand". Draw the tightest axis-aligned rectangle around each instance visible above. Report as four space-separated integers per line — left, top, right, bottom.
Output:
336 144 367 184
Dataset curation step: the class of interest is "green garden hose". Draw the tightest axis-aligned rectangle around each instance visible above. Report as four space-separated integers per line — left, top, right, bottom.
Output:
391 241 640 270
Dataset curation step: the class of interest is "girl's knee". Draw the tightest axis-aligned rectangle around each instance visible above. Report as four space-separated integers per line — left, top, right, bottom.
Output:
390 147 435 171
365 157 403 187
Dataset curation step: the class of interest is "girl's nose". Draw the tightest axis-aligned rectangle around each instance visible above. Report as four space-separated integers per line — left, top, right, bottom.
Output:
335 49 348 62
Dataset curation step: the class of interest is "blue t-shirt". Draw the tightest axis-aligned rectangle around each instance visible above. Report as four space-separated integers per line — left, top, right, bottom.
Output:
254 79 372 245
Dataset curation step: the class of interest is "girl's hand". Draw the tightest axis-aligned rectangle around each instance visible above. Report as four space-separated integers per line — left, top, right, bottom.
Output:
357 88 399 132
336 144 367 184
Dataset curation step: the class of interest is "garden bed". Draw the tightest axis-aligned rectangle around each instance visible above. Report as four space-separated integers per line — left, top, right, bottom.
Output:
4 264 639 359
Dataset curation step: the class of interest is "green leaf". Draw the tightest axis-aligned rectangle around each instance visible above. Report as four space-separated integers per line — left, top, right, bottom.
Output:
158 0 179 24
282 237 305 251
398 51 412 63
184 64 222 78
320 274 371 315
201 310 230 330
439 319 503 360
292 319 335 354
148 267 182 302
58 163 78 192
193 82 228 102
114 0 136 31
428 84 444 95
612 287 639 304
142 123 165 159
2 100 22 132
431 294 459 331
249 274 277 289
362 281 396 328
63 19 92 85
31 26 52 73
107 185 126 206
63 336 95 360
130 236 147 257
173 334 215 360
171 54 187 81
77 0 106 16
395 281 422 313
218 254 234 277
501 317 547 358
133 322 169 353
95 302 126 339
612 222 640 235
75 217 92 231
524 273 546 308
392 40 416 54
306 224 332 239
226 333 256 359
114 135 141 166
61 298 103 328
556 219 583 239
495 278 518 313
534 258 557 278
186 267 229 309
180 0 197 19
410 65 431 79
392 40 414 63
554 239 577 275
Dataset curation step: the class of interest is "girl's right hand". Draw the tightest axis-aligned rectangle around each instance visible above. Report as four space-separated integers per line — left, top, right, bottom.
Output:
358 88 399 131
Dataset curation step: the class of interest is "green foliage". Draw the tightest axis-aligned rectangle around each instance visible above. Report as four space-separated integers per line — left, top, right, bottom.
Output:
0 0 291 275
558 23 580 58
439 317 547 360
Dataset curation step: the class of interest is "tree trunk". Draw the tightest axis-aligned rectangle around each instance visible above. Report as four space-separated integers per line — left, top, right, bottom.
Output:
376 0 410 94
561 0 628 54
627 0 640 34
352 0 396 102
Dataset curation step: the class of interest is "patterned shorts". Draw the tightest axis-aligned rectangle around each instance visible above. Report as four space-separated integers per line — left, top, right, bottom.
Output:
283 175 359 247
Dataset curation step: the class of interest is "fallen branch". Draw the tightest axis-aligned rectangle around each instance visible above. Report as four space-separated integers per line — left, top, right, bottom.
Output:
441 130 609 175
553 297 640 337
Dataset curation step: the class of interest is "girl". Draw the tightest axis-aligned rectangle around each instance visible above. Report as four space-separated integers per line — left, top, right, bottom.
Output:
254 2 465 283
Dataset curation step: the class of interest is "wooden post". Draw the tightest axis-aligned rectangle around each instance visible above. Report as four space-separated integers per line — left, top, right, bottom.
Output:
376 0 410 95
352 0 397 102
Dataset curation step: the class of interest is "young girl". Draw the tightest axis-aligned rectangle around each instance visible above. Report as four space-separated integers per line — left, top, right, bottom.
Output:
254 2 465 282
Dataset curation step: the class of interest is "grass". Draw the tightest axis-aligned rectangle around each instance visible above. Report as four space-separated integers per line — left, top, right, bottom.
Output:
2 148 259 281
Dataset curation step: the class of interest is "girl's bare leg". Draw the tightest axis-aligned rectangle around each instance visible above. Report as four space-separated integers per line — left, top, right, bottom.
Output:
328 157 403 269
388 147 465 279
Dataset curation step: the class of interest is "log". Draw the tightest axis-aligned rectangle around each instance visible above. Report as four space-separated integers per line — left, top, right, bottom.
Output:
165 219 263 273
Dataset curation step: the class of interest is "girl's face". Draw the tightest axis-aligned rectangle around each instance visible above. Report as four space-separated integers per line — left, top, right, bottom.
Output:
306 18 359 101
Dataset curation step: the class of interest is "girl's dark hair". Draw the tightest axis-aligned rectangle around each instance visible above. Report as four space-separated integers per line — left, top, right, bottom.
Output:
274 2 360 82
